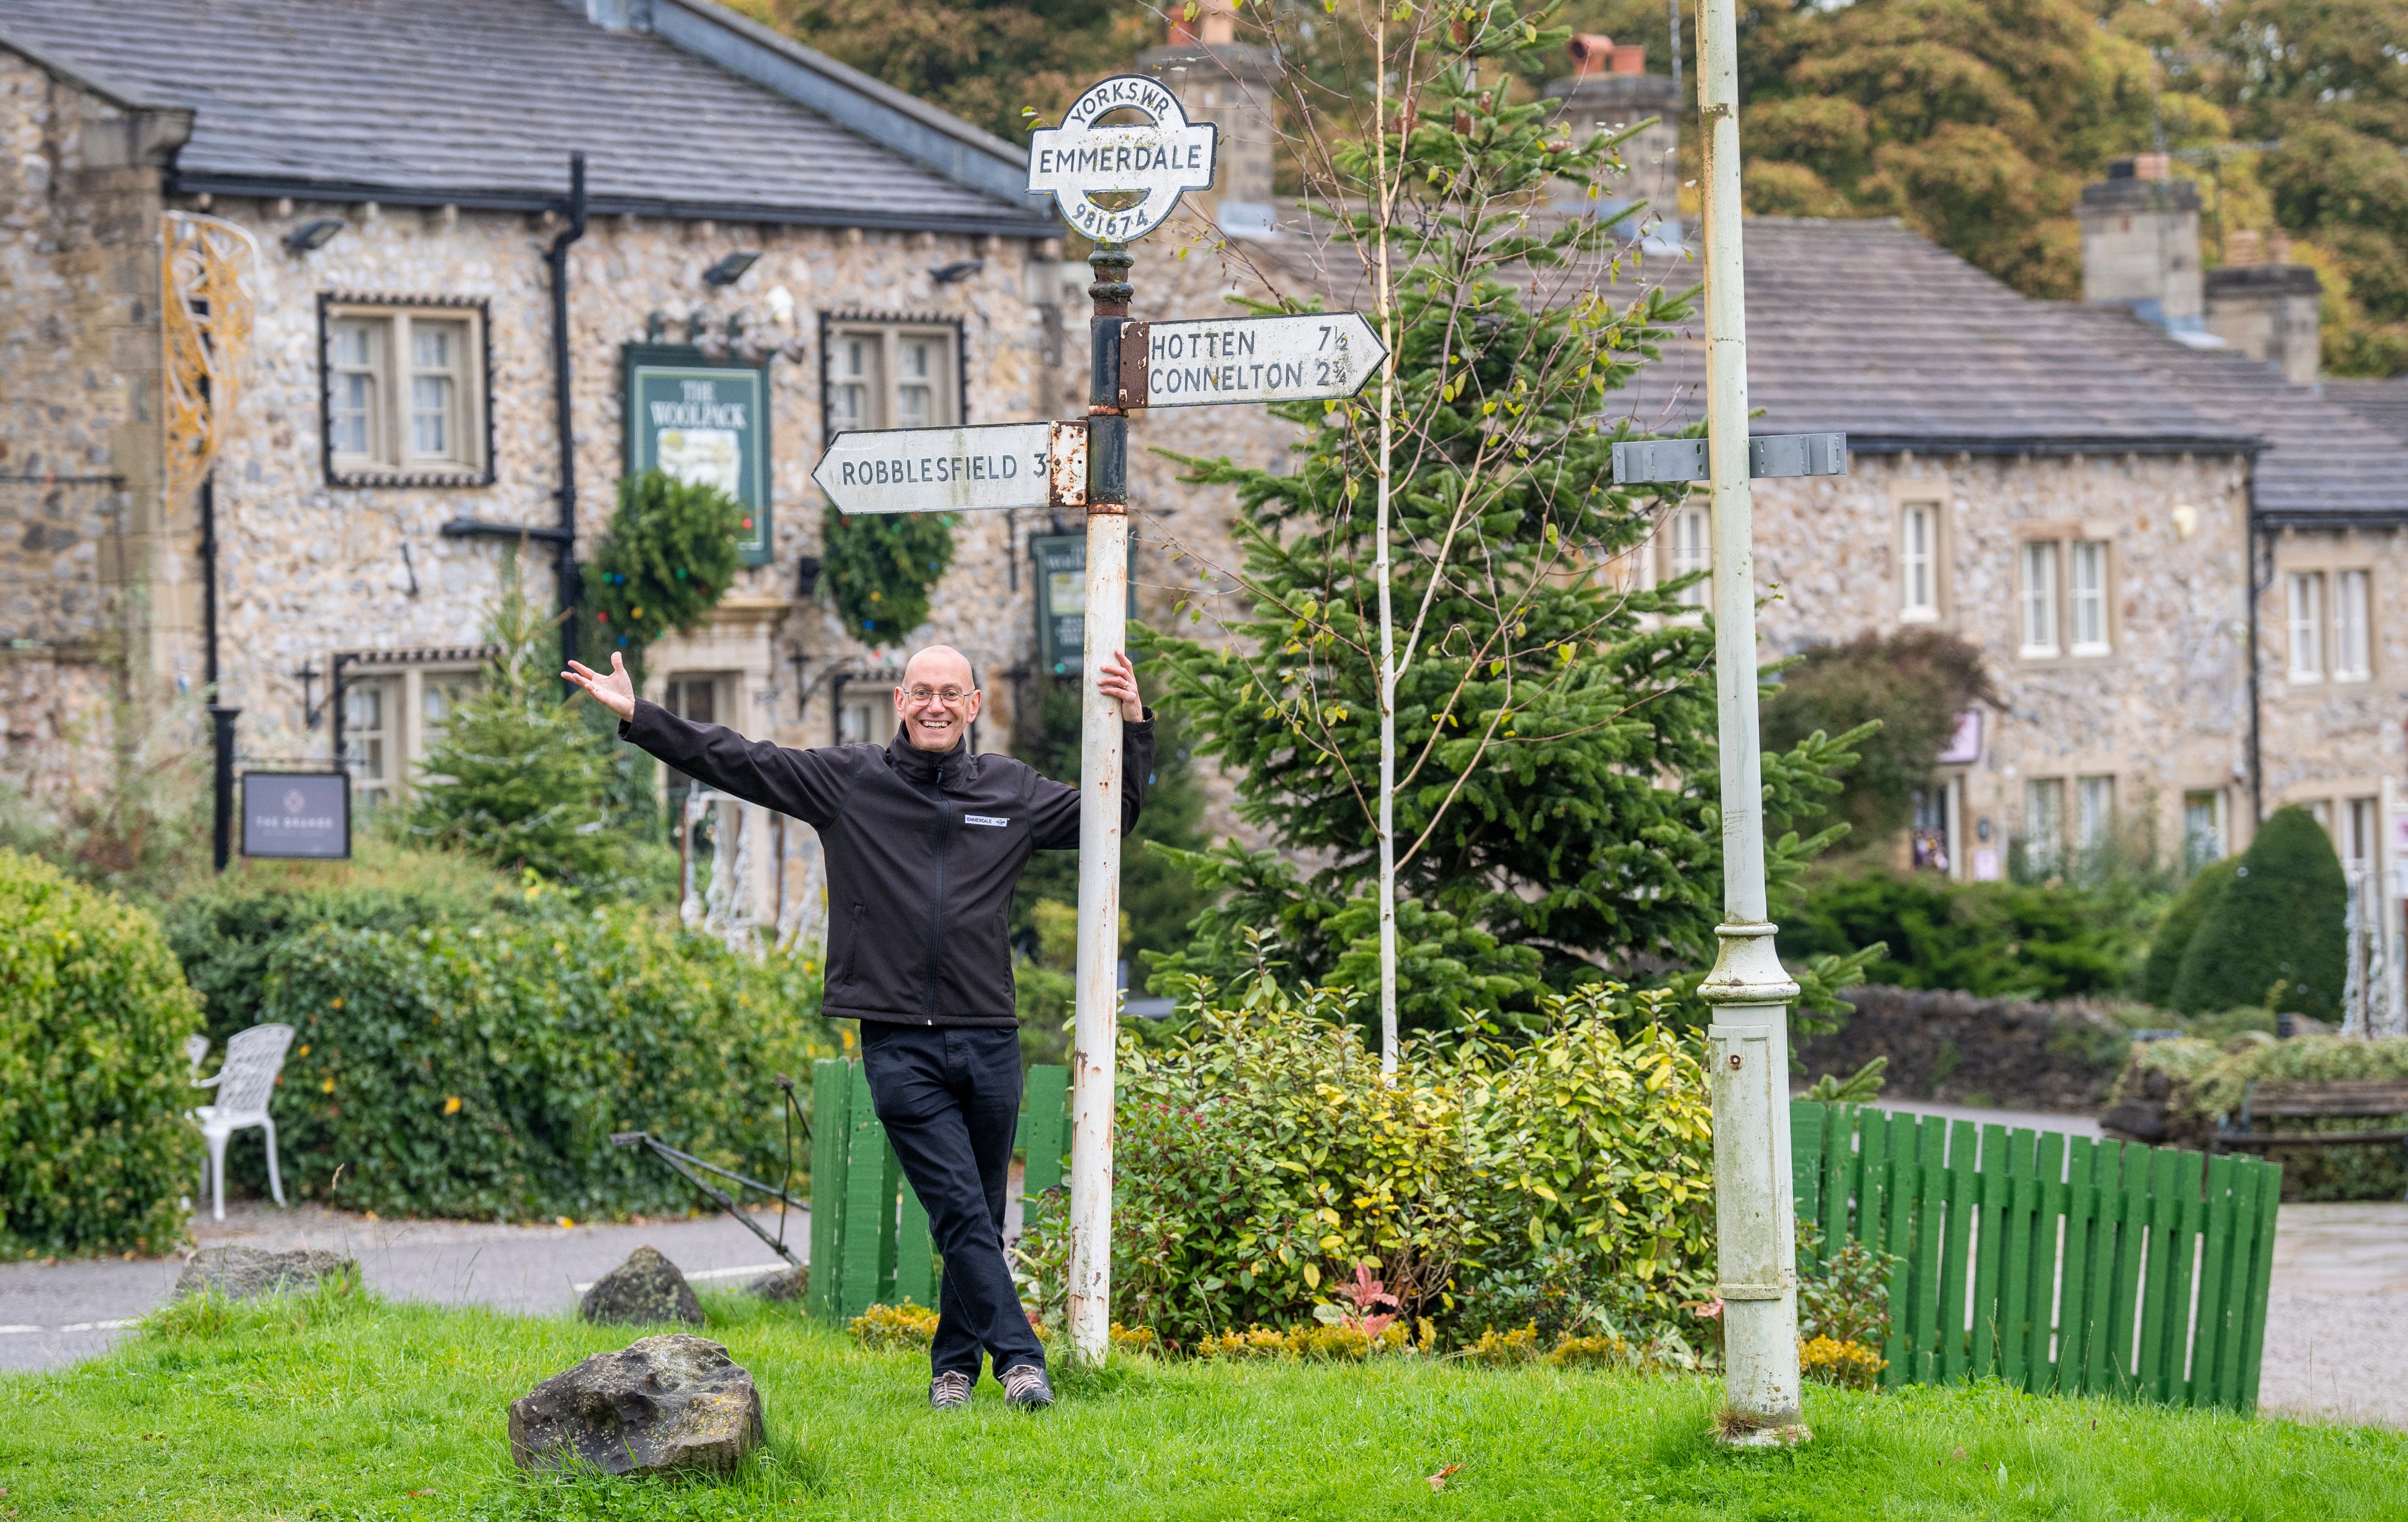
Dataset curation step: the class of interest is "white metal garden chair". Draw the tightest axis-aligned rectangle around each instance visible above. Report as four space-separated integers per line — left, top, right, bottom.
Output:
187 1023 294 1222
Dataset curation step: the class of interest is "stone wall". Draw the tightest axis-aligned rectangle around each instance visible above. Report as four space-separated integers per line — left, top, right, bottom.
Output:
1796 984 2137 1113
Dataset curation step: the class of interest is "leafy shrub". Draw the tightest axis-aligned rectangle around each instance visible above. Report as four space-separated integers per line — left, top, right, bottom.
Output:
1192 1322 1409 1361
1787 871 2157 1000
1800 1335 1886 1390
160 842 515 1042
1759 628 1997 840
1796 1220 1896 1349
2171 806 2347 1020
2110 1033 2408 1200
586 468 744 662
251 896 836 1219
1023 979 1714 1352
849 1301 939 1349
2140 857 2238 1008
0 849 202 1255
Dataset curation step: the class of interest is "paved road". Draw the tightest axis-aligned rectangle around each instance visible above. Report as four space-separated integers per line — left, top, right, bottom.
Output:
0 1202 806 1373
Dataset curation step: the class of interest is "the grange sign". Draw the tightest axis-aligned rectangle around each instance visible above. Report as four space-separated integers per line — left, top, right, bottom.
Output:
1027 76 1217 242
1137 312 1387 408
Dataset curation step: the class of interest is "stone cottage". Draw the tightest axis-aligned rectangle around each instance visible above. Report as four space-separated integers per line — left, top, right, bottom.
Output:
0 0 1074 917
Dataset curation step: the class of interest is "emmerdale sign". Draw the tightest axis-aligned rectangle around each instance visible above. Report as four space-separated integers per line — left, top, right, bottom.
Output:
1026 77 1216 242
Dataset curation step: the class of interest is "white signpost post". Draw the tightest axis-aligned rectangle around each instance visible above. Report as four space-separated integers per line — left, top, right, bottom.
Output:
812 74 1388 1365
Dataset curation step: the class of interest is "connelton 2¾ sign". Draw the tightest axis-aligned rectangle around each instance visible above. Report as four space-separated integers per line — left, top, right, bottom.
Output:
1141 312 1387 408
1026 76 1217 243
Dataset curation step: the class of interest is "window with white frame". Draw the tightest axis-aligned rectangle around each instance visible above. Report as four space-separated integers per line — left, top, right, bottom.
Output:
2076 774 2114 851
344 678 398 810
1898 502 1939 621
2183 789 2225 868
2019 542 2059 657
322 299 487 480
2024 778 2064 873
1667 506 1710 608
2288 571 2325 681
825 323 958 434
2069 541 2111 656
2336 570 2372 682
2346 796 2379 875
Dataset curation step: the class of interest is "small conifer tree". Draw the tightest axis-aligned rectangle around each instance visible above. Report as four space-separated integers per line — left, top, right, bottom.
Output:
410 555 652 886
2169 805 2347 1019
2140 855 2239 1008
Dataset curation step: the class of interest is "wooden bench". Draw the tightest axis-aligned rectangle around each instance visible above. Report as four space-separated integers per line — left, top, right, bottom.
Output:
2214 1080 2408 1199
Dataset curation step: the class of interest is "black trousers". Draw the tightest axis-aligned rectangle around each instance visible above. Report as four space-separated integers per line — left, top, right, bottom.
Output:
859 1022 1044 1381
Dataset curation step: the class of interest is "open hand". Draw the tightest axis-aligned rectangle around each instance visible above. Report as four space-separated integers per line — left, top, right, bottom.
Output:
563 651 637 721
1097 650 1144 723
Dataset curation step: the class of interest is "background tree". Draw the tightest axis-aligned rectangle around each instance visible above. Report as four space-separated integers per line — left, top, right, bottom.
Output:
2169 805 2348 1019
2140 854 2238 1007
1759 629 1996 844
411 556 669 890
1139 3 1872 1040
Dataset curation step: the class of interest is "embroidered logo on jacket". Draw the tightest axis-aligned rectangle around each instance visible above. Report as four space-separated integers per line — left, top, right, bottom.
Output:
964 815 1011 827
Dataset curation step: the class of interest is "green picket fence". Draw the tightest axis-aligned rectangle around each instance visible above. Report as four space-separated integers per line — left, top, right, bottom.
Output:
1792 1101 2281 1412
803 1058 1071 1325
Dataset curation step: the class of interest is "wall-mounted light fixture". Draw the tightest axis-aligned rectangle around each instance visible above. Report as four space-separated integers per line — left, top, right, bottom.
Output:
703 251 761 286
282 217 348 255
930 259 984 285
797 555 823 598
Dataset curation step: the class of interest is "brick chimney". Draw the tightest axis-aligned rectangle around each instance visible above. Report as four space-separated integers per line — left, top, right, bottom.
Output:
2205 232 2322 386
1141 1 1277 234
1543 39 1681 247
2079 156 2204 334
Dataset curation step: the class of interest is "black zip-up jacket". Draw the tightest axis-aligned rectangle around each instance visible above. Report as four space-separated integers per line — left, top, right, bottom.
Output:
619 701 1153 1027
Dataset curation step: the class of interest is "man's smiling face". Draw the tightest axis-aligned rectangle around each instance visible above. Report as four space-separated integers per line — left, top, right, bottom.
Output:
894 645 982 753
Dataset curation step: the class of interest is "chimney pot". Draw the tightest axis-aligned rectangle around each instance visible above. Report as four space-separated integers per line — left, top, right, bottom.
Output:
2226 229 2263 267
2133 152 2172 181
2267 228 2291 264
1568 34 1613 76
1611 44 1646 75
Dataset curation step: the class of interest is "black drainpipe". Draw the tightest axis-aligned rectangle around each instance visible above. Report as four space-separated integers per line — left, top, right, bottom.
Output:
545 153 589 671
201 471 238 871
2245 457 2268 828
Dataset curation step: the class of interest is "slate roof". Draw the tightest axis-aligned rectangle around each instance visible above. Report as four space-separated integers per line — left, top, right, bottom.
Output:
2326 378 2408 448
0 0 1053 236
2062 317 2408 527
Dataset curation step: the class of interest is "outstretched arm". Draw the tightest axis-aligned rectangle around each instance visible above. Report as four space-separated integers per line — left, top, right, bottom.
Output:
1028 651 1155 849
566 652 849 828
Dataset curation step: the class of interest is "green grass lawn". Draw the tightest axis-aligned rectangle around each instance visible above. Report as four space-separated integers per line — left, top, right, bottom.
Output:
3 1285 2402 1522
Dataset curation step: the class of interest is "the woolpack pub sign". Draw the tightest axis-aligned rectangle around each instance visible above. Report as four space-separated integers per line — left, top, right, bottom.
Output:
623 345 772 565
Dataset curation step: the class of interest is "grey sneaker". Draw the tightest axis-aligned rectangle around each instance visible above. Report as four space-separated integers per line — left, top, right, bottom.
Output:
929 1370 974 1410
1000 1363 1054 1410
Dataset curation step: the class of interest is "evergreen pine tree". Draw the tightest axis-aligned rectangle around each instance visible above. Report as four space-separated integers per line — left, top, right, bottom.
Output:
410 555 653 886
2169 806 2348 1019
2140 855 2239 1008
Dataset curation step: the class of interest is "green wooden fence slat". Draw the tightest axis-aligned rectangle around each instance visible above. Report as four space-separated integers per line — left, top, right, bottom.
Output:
2088 1141 2131 1396
2107 1143 2152 1397
2191 1153 2237 1410
1910 1117 1947 1383
1860 1112 1891 1258
1969 1123 2008 1379
2057 1136 2096 1395
1999 1128 2038 1391
2136 1146 2180 1403
1021 1063 1070 1199
1793 1102 1825 1260
1880 1111 1920 1384
2160 1149 2205 1405
839 1065 892 1319
2238 1157 2282 1413
2027 1129 2067 1392
2214 1156 2261 1411
1822 1102 1857 1258
808 1059 851 1324
1940 1119 1977 1383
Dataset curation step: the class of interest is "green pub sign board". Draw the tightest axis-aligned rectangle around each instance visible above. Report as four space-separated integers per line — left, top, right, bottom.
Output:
623 345 772 565
1031 533 1137 676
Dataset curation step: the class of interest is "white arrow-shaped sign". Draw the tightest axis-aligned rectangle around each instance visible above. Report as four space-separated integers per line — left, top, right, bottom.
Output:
814 422 1086 516
1140 312 1388 408
1028 76 1217 243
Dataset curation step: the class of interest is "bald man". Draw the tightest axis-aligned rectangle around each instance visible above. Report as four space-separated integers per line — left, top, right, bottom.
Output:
564 643 1150 1411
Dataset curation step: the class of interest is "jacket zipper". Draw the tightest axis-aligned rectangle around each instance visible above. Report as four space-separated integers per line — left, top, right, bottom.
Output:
923 760 952 1022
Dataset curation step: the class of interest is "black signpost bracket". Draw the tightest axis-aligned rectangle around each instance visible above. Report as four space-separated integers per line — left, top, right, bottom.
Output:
1612 432 1849 485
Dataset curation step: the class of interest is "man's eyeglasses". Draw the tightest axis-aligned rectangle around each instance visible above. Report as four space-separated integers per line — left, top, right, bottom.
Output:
903 686 975 706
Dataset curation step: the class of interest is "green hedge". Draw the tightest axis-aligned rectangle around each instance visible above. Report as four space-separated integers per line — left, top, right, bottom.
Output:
2171 805 2348 1020
1785 872 2154 1001
0 849 201 1255
2111 1033 2408 1200
253 904 836 1220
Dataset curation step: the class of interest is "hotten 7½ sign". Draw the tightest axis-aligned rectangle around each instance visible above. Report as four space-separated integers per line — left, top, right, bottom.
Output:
1027 76 1217 242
